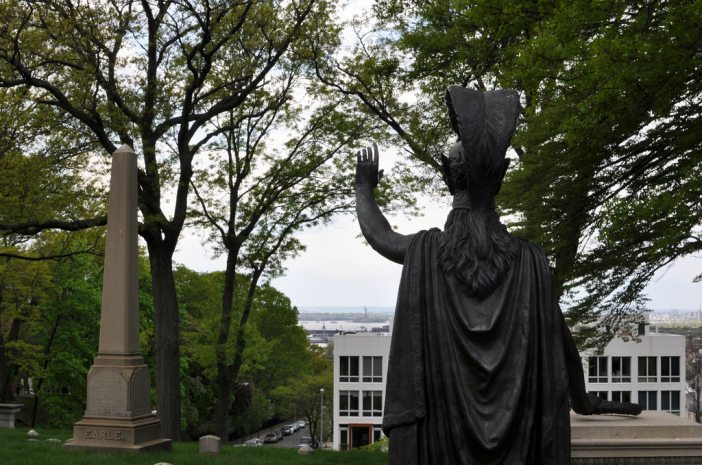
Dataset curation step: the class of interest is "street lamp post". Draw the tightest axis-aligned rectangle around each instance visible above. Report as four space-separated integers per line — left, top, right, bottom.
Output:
319 388 325 449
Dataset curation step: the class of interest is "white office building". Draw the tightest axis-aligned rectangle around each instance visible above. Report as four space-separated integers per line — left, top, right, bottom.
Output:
331 322 687 451
332 330 391 450
583 324 687 417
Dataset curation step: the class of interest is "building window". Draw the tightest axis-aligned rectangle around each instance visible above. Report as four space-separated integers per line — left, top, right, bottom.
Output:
363 356 383 382
612 391 631 403
638 357 657 383
362 390 383 416
661 357 681 382
339 391 359 416
373 425 382 442
611 357 631 383
638 391 657 410
589 391 608 401
339 424 348 450
340 356 359 382
662 391 681 416
588 357 608 383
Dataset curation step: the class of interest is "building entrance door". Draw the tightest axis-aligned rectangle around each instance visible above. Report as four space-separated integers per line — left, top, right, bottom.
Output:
350 425 371 448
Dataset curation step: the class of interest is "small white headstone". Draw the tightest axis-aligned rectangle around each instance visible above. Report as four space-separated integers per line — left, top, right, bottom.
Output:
298 444 314 455
27 429 39 438
199 434 221 453
46 438 62 444
153 463 173 465
27 438 40 443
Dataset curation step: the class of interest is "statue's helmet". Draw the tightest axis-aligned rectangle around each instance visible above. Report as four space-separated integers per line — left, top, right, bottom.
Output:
442 86 520 209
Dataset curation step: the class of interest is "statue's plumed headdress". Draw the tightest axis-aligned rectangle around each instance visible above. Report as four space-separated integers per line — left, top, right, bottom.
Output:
442 86 520 209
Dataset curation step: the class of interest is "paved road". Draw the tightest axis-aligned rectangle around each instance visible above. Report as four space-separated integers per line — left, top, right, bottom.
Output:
240 421 312 448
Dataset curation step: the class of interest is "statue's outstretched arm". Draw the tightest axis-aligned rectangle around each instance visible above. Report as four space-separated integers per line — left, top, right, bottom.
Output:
561 315 642 416
355 144 414 264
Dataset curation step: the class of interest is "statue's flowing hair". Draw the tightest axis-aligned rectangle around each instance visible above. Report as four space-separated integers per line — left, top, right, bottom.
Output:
438 208 516 299
438 86 520 298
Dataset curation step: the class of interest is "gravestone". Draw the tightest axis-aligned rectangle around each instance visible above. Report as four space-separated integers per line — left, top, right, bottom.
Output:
65 145 171 452
198 435 221 453
298 444 314 455
0 403 23 428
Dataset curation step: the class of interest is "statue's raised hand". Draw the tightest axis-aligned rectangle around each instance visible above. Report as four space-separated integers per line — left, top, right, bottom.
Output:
355 144 384 190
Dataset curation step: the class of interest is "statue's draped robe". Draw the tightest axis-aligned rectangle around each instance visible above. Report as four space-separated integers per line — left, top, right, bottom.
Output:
383 230 571 465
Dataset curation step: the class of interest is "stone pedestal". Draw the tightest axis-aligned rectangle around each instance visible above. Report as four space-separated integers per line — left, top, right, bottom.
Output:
65 355 170 451
65 146 171 452
571 411 702 464
0 403 23 428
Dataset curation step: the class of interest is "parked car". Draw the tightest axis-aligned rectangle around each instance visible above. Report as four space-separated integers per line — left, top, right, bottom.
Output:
296 420 306 429
287 423 299 432
275 430 283 441
263 433 278 444
244 438 262 447
281 426 293 436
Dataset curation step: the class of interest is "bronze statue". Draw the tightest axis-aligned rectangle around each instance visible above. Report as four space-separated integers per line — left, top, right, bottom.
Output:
355 86 640 465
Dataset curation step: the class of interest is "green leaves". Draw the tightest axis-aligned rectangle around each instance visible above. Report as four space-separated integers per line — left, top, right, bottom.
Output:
331 0 702 347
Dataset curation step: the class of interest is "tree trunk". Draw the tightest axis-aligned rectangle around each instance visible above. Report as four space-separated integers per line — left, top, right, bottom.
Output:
147 242 182 440
0 318 21 402
31 313 62 427
0 324 9 402
0 318 22 402
214 251 238 440
213 372 232 441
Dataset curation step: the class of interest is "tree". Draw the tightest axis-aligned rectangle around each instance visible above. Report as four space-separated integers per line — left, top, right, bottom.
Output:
0 232 166 428
0 255 51 402
249 283 311 393
0 0 342 437
272 347 332 449
176 267 325 439
26 236 104 427
188 72 379 436
317 0 702 347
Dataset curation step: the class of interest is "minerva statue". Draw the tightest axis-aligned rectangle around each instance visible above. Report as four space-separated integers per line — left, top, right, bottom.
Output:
355 86 641 465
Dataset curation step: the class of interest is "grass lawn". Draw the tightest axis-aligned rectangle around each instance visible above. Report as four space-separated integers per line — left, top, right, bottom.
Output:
0 428 387 465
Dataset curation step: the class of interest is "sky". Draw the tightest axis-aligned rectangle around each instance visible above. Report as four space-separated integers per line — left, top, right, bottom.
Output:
170 0 701 313
172 195 701 311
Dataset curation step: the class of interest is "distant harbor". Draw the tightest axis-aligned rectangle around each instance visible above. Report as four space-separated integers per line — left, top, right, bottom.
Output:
296 307 702 347
298 307 392 347
649 309 702 324
298 306 395 314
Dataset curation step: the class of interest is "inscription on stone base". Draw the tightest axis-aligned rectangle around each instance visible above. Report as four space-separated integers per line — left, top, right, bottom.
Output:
84 429 125 442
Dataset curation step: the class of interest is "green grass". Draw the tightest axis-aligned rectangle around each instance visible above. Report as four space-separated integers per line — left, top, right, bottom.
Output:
0 428 387 465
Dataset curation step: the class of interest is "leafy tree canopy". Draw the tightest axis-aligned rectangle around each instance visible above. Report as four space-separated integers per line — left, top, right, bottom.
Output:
323 0 702 347
0 0 352 436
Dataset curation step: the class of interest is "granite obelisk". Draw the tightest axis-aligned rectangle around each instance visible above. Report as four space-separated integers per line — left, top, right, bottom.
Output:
65 145 171 452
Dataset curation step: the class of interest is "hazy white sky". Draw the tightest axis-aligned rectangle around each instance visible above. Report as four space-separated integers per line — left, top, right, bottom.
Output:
173 194 701 311
171 0 700 312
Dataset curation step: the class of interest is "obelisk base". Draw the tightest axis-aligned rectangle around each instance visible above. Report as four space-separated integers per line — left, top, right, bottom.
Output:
65 415 171 452
65 355 171 452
